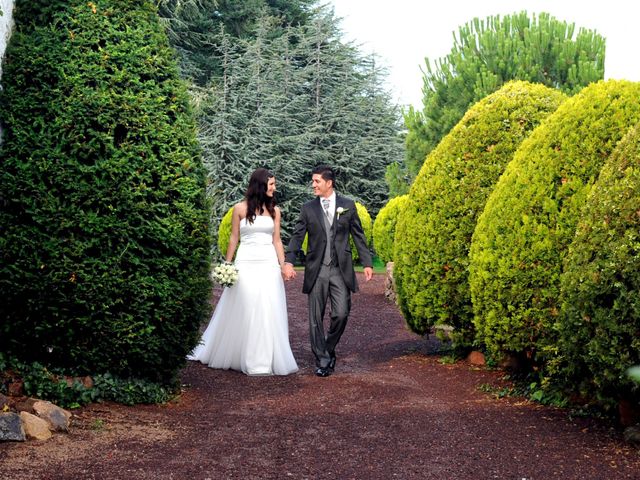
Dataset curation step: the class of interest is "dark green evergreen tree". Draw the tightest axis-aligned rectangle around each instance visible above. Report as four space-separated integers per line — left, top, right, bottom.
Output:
157 0 316 86
0 0 211 385
199 9 403 242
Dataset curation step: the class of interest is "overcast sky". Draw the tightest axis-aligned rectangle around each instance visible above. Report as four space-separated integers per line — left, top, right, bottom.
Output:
328 0 640 108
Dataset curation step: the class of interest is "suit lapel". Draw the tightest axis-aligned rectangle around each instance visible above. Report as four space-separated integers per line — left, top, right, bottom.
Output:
312 197 328 234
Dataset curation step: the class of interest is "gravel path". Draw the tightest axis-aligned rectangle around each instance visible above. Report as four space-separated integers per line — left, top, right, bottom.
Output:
1 273 639 479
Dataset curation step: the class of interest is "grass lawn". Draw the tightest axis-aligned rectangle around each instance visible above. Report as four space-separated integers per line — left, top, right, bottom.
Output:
293 255 387 274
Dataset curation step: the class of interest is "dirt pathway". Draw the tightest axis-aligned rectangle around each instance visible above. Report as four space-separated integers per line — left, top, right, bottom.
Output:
1 274 639 479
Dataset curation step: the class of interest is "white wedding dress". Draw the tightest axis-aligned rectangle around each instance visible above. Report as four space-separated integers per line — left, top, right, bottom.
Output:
189 215 298 375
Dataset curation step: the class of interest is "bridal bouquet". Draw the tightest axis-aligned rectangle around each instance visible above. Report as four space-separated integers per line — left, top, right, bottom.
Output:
211 262 239 288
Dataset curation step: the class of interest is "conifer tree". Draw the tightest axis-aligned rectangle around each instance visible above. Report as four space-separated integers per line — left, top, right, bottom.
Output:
404 11 605 181
198 8 403 242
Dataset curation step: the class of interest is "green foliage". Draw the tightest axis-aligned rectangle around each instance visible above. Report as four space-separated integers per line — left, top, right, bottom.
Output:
351 202 372 261
217 206 234 257
0 0 211 385
394 82 565 339
157 0 316 86
552 124 640 404
384 161 411 198
1 354 174 408
406 11 605 178
478 373 569 407
372 194 409 264
12 0 69 28
401 105 430 181
469 80 640 363
197 10 403 245
628 367 640 384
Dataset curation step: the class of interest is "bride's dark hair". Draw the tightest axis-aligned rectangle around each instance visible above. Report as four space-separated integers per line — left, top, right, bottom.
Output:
245 168 276 224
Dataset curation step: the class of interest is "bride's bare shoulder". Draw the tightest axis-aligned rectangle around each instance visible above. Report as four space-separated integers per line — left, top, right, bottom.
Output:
233 201 248 217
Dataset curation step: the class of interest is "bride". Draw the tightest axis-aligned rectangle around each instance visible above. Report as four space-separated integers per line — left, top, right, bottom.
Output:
189 168 298 375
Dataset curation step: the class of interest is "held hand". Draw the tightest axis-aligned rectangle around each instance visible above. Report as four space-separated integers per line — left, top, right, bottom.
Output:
363 267 373 282
281 263 296 281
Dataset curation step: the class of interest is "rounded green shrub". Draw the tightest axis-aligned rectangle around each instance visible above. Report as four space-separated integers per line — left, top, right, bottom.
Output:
372 195 408 264
351 202 372 261
393 81 566 338
469 80 640 362
0 1 212 385
217 206 234 257
552 123 640 404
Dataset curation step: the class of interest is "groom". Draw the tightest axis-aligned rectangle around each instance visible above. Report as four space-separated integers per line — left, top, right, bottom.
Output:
283 165 373 377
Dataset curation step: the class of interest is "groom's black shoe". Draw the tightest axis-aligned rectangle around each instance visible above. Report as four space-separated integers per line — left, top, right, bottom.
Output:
315 367 331 377
328 356 336 373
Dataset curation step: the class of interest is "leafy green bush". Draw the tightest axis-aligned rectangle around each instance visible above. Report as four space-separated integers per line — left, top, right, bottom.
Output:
393 81 565 338
469 80 640 362
372 195 408 263
351 202 372 261
0 353 174 408
552 123 640 405
0 1 211 386
217 206 234 257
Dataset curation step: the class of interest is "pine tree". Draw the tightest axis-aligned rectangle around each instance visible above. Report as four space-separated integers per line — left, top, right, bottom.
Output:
198 8 403 242
404 11 605 181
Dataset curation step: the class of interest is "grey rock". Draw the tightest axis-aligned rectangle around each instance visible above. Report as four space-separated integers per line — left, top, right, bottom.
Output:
0 412 26 441
623 425 640 445
33 400 72 432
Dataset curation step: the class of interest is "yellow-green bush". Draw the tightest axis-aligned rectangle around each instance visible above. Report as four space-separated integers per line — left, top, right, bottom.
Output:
217 206 234 257
469 80 640 362
552 124 640 405
352 202 372 261
372 195 408 263
393 81 565 339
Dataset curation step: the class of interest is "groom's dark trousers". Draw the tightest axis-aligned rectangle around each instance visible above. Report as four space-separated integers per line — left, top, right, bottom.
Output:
308 264 350 368
285 195 372 369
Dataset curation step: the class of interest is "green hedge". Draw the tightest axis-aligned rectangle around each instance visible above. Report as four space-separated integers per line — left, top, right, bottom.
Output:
393 81 565 338
469 80 640 362
372 194 408 264
217 206 234 257
553 123 640 405
352 202 372 261
0 0 211 385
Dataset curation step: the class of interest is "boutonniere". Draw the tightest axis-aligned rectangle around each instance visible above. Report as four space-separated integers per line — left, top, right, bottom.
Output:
336 207 348 219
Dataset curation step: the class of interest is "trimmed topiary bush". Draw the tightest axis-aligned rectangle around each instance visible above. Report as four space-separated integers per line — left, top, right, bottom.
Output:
551 123 640 405
393 81 566 339
351 202 372 261
372 195 408 264
0 1 211 385
469 80 640 363
217 206 234 257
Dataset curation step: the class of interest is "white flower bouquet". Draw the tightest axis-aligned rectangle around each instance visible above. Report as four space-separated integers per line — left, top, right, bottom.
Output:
211 262 239 288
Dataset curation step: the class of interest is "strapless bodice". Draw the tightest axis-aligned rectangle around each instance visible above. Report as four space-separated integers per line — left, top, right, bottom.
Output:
240 215 274 246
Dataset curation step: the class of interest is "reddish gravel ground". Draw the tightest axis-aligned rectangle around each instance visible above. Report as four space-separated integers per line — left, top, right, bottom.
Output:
1 273 639 479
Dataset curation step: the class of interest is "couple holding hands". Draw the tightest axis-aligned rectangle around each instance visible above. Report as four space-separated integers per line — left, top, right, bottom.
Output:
189 165 373 377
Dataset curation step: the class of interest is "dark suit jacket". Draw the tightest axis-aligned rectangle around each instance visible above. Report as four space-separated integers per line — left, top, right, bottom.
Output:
285 195 372 294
